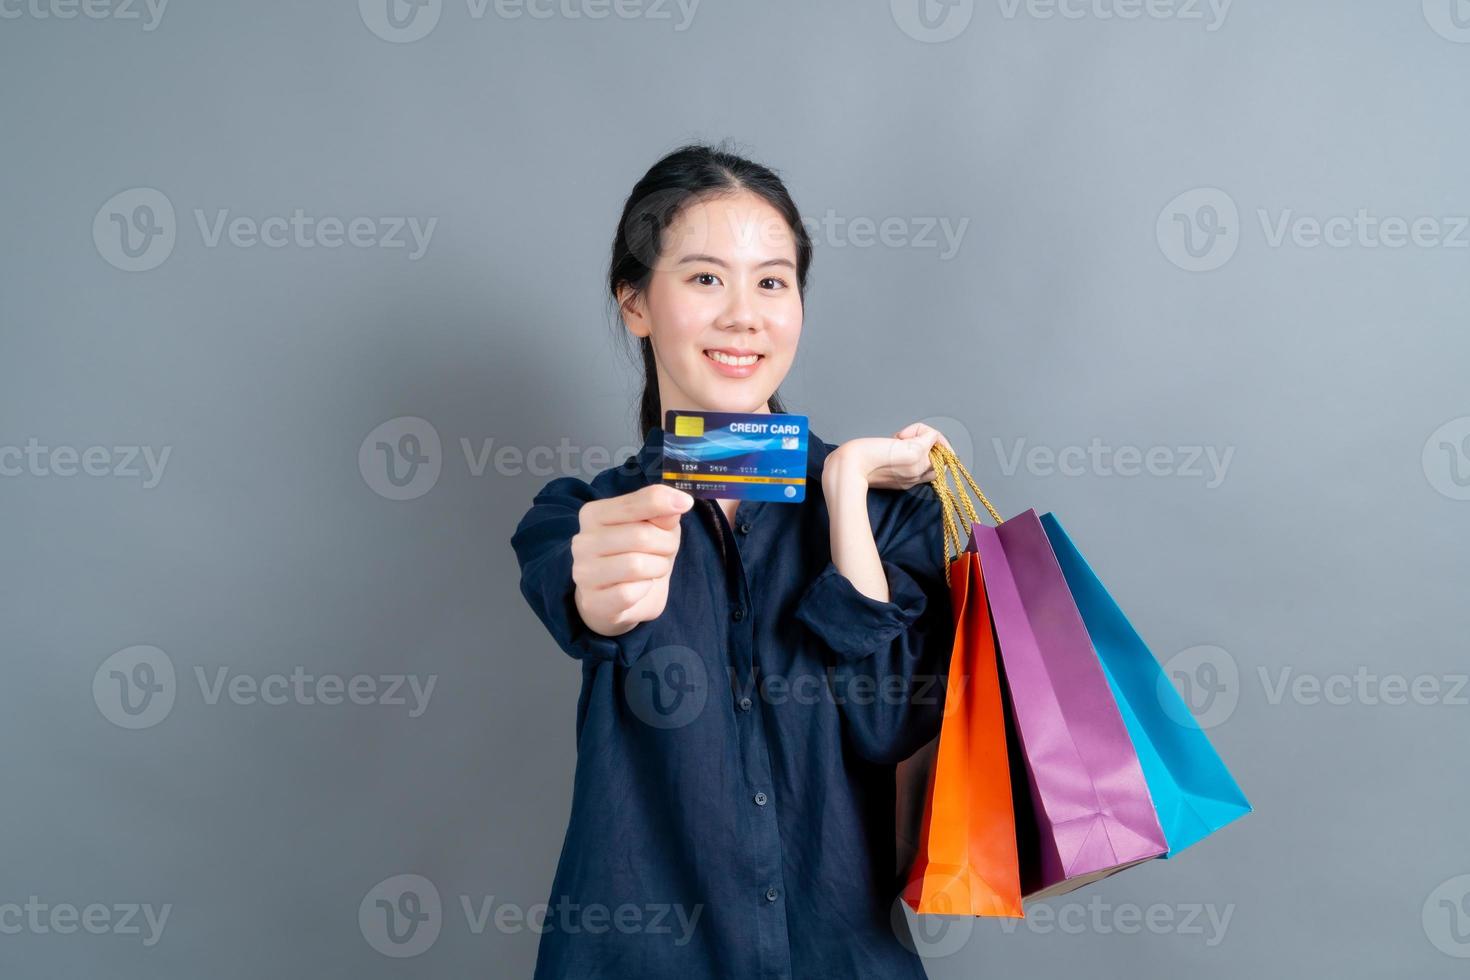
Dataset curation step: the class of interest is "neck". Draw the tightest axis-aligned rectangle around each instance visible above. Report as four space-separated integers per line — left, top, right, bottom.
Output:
659 398 771 418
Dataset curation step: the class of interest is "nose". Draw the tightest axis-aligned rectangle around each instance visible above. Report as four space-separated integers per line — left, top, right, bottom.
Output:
718 283 759 332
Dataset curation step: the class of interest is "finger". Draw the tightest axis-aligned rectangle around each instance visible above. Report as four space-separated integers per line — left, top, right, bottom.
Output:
585 578 659 625
614 580 667 628
582 520 682 559
896 422 953 453
592 483 693 526
912 426 953 458
902 435 933 462
643 510 686 532
576 551 676 591
902 429 941 461
904 429 945 482
877 434 931 476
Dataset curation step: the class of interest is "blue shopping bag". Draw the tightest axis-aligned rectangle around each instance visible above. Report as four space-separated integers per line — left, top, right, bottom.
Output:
1040 513 1252 857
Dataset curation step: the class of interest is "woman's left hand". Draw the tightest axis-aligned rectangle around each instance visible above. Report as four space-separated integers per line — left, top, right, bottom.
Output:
825 422 954 492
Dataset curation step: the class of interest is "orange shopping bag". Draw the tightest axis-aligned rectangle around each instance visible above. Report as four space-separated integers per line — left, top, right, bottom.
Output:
895 447 1023 918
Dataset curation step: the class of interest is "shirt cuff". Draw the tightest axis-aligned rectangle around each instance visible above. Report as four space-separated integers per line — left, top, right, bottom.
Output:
521 538 660 666
793 558 928 662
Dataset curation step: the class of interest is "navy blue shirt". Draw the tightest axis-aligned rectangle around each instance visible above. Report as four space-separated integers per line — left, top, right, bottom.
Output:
510 424 954 979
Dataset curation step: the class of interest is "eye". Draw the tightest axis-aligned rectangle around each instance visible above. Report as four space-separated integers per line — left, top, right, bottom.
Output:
760 277 788 290
691 272 721 287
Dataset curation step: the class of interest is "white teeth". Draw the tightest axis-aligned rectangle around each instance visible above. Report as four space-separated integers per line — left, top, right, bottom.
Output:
706 350 760 366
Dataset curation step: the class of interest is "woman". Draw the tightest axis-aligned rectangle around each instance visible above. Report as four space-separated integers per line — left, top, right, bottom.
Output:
510 142 956 979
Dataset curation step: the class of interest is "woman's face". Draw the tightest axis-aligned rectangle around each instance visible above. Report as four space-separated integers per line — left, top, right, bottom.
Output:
620 190 803 420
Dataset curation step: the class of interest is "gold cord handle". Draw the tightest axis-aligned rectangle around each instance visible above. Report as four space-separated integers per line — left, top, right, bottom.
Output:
927 443 1004 585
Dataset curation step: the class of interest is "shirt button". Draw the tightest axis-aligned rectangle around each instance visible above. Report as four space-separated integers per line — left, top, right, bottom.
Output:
738 696 753 711
753 791 768 806
765 887 779 903
738 522 752 534
731 607 744 622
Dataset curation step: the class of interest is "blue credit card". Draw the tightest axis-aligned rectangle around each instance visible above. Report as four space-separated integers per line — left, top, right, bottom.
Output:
661 410 809 503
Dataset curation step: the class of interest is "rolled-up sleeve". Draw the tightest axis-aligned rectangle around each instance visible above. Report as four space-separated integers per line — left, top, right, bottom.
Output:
792 557 928 661
792 486 955 764
510 476 660 666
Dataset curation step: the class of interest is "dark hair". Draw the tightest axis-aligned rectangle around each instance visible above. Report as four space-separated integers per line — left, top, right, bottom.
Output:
607 141 812 440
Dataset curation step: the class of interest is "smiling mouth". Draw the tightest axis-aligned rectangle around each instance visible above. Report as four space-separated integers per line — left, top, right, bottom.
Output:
704 349 764 367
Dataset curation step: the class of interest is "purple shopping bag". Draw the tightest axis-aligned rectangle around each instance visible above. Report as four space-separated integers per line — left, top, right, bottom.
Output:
972 510 1168 900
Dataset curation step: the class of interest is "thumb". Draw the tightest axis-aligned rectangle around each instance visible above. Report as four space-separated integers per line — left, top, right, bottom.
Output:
903 428 942 456
644 510 685 532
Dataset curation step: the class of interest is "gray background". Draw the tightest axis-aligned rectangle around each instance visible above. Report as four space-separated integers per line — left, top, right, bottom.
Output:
3 0 1468 977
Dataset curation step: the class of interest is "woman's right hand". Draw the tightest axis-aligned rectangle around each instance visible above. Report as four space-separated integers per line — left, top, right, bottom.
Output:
571 483 692 637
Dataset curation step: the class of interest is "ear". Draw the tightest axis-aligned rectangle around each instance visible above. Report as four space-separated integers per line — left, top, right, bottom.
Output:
616 284 650 339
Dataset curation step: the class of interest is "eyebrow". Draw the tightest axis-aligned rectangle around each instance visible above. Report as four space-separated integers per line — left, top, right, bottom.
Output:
675 253 797 271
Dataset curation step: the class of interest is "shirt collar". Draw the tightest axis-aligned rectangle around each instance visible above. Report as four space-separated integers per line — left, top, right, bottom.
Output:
628 423 833 486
